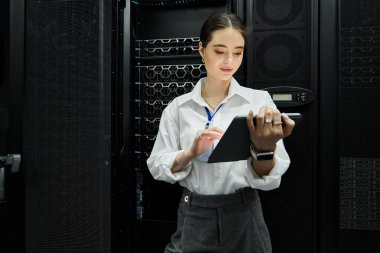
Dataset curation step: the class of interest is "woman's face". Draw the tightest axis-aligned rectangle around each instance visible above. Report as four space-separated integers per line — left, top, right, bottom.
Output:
199 27 245 82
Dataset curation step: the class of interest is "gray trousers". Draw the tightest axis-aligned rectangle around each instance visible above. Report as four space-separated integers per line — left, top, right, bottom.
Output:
165 187 272 253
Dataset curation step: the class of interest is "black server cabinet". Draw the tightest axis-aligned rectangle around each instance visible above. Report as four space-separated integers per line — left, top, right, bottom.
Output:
338 0 380 252
23 1 113 252
246 1 319 253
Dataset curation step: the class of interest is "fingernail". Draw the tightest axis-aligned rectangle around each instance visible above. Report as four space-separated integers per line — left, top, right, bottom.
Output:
249 110 253 116
281 113 289 119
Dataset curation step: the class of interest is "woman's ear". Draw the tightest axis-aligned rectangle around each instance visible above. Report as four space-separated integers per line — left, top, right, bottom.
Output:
198 41 205 58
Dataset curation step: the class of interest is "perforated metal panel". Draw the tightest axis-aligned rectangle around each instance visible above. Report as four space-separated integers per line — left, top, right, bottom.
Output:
24 1 112 252
340 158 380 230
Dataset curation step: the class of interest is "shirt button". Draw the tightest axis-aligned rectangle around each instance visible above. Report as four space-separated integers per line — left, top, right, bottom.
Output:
184 196 189 202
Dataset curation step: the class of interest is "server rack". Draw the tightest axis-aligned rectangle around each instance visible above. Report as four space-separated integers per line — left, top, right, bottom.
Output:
338 0 380 252
246 1 319 252
127 1 235 251
23 1 113 252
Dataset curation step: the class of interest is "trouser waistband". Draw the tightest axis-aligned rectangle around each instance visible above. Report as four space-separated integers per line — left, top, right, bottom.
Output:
181 187 259 208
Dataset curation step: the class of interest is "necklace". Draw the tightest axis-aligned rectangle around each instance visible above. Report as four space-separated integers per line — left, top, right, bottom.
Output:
201 80 230 111
201 82 216 110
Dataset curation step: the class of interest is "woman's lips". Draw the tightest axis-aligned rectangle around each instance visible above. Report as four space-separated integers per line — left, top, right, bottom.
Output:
220 67 233 73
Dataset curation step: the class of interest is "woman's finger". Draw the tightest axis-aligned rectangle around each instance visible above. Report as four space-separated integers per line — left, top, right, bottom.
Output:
272 110 283 129
255 106 267 129
206 127 225 134
247 110 255 131
264 107 274 127
198 129 223 141
281 113 295 137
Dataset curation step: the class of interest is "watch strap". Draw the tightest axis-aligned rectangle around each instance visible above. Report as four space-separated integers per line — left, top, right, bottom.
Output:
250 144 275 161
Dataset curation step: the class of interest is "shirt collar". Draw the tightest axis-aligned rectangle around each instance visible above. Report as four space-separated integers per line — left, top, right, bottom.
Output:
177 77 251 107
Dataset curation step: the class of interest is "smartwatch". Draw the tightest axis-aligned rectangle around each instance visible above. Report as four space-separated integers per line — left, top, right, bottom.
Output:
250 144 275 161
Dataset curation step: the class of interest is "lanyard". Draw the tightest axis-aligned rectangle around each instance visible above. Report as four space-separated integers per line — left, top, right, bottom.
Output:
204 104 223 129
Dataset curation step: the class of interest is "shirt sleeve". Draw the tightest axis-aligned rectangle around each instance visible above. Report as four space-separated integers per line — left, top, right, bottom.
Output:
244 91 291 191
146 100 192 184
245 139 290 191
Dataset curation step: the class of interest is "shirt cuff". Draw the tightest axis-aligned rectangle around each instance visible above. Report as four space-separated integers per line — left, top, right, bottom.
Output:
245 154 290 191
153 150 192 184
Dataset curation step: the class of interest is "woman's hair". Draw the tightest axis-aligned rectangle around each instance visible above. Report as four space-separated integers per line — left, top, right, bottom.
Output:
200 12 246 48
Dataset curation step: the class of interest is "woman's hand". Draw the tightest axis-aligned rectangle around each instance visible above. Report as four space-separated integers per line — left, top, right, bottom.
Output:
171 127 224 173
246 106 295 152
189 127 224 158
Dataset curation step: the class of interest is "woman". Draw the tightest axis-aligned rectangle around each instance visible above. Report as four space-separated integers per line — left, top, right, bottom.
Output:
147 11 295 253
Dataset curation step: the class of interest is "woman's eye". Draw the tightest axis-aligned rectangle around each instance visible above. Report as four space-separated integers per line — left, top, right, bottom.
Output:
234 52 243 56
215 51 224 54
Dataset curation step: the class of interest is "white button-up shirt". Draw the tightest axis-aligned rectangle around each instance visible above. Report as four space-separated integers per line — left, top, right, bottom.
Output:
147 77 290 195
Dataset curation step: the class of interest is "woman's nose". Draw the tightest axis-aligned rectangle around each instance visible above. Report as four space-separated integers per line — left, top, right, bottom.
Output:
224 53 233 63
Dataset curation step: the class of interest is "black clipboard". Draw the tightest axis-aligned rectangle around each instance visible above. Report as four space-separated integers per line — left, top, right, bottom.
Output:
207 113 303 163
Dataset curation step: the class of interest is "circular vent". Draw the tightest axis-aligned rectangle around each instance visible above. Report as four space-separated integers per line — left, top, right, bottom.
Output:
257 0 304 26
255 33 304 79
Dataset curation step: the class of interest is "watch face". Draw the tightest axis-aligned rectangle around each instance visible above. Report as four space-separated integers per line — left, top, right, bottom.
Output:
256 152 274 161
